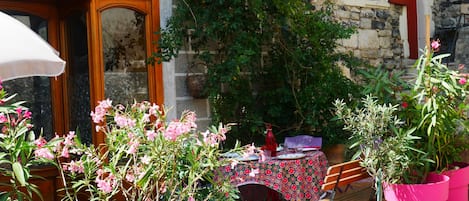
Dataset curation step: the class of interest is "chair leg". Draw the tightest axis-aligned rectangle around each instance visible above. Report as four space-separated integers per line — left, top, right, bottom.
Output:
330 191 336 201
368 187 377 201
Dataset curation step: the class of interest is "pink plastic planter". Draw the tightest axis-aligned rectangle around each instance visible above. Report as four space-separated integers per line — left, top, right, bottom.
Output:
383 174 450 201
442 162 469 201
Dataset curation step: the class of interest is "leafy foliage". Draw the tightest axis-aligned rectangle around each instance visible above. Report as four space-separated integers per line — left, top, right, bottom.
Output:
41 102 241 201
335 96 423 185
151 0 362 146
0 84 45 201
336 44 469 188
406 51 469 180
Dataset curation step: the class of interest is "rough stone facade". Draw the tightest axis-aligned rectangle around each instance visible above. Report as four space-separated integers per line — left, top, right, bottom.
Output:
332 3 405 69
432 0 469 69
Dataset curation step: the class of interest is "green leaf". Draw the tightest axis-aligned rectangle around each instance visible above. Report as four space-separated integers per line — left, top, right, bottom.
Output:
441 81 455 93
0 192 9 201
12 162 26 186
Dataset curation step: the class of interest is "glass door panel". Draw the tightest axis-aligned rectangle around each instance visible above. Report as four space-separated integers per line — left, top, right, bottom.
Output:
1 10 54 139
101 8 148 105
66 11 92 144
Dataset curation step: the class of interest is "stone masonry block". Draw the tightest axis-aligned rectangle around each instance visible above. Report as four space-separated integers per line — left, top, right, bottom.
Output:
176 75 189 97
360 9 374 18
379 37 391 48
378 30 392 37
176 99 209 118
380 49 394 58
350 7 360 13
358 30 379 49
335 10 350 19
372 20 386 30
360 18 372 29
361 49 379 58
341 33 358 48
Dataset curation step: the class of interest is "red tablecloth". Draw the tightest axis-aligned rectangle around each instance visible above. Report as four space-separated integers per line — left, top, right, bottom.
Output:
222 151 328 201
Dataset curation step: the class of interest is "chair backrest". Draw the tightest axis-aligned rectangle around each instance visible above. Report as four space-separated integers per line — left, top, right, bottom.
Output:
284 135 322 149
321 159 370 191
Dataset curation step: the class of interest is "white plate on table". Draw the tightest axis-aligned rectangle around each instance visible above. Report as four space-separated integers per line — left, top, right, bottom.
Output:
236 155 259 161
221 152 241 158
298 147 319 152
277 153 306 160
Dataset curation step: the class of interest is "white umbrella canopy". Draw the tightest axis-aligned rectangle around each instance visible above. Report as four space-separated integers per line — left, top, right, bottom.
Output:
0 11 65 81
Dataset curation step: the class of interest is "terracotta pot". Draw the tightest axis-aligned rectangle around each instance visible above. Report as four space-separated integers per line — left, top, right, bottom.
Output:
322 144 345 165
441 162 469 201
383 174 450 201
186 74 208 99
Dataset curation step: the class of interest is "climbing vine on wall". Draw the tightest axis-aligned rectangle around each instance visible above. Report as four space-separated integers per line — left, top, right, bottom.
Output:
150 0 362 146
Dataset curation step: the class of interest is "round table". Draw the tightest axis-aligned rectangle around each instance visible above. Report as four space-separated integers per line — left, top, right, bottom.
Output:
222 151 328 201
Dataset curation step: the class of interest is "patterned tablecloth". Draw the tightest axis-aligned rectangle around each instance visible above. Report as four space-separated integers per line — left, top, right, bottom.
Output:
222 151 328 201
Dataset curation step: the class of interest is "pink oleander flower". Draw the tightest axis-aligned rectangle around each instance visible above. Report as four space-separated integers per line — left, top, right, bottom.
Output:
125 171 135 182
90 110 105 123
164 121 191 141
431 40 440 50
149 103 160 116
96 168 104 177
143 113 151 123
146 130 157 141
15 107 22 116
34 148 54 159
34 137 47 148
23 110 32 119
127 140 139 154
141 155 151 165
114 114 136 128
182 111 197 129
96 178 113 194
243 143 256 158
61 146 70 158
64 131 75 146
459 77 466 85
188 196 195 201
98 99 112 109
127 132 135 139
0 114 6 123
66 160 84 174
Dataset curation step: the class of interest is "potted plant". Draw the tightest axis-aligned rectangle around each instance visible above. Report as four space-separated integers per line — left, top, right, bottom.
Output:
334 96 440 201
334 41 469 201
401 41 469 201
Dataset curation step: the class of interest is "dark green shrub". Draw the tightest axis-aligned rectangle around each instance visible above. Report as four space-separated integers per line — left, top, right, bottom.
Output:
151 0 362 147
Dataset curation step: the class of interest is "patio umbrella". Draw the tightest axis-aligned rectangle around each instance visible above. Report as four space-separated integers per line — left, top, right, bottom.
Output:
0 11 65 81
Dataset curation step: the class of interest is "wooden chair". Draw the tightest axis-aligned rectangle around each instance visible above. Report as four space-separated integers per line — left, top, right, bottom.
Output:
320 160 371 201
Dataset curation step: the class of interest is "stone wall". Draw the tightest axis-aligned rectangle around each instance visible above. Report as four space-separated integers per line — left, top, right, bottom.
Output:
432 0 469 68
332 3 405 69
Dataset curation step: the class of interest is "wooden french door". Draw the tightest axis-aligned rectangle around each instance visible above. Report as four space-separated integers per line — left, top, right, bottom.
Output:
0 1 65 138
0 0 163 145
72 0 163 145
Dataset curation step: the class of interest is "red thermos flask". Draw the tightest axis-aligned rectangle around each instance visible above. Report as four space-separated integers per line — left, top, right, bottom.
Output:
264 123 277 157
